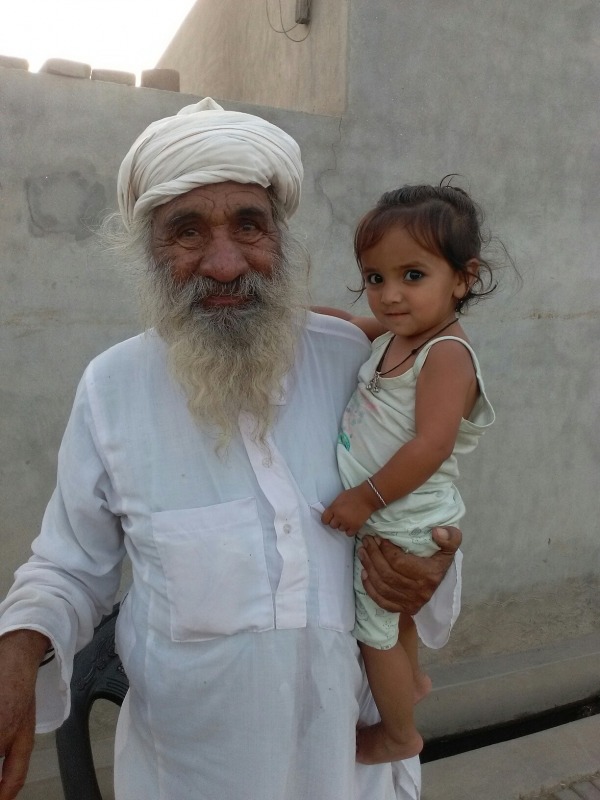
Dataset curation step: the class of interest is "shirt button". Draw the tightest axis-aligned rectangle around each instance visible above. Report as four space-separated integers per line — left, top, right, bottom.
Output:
283 523 292 534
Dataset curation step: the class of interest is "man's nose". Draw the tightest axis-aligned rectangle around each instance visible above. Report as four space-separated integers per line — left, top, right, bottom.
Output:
198 229 249 282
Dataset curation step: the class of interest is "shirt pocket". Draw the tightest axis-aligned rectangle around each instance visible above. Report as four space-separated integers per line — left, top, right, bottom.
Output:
151 498 274 642
309 503 356 632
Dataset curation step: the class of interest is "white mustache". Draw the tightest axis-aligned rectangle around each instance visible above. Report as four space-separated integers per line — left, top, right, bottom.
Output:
187 275 261 299
152 262 278 313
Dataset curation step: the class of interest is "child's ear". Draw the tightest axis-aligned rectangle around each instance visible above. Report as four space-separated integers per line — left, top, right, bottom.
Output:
454 259 480 300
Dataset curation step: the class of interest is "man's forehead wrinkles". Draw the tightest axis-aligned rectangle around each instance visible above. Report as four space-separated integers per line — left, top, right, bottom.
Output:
163 210 207 226
162 197 215 220
161 204 271 228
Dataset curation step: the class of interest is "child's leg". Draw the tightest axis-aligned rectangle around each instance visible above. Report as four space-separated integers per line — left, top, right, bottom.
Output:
357 640 423 764
399 614 432 703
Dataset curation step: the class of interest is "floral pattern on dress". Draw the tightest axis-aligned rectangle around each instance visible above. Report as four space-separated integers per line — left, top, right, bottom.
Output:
339 388 378 451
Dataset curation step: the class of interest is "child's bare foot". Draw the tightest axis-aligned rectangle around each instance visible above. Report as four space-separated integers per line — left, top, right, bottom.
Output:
413 672 432 704
356 722 423 764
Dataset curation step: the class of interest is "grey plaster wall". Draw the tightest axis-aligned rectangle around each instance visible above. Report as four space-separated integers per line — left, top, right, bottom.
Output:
0 0 599 736
158 0 348 115
1 71 193 588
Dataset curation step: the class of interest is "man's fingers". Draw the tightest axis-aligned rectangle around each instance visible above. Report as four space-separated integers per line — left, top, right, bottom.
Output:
360 538 395 582
431 525 462 555
358 538 411 612
358 529 461 615
360 571 407 613
359 536 448 615
0 701 35 800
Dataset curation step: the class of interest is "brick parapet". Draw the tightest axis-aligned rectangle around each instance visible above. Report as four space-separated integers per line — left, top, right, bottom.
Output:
0 54 180 91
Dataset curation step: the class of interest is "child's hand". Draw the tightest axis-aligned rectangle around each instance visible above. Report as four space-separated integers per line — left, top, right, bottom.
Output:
321 484 381 536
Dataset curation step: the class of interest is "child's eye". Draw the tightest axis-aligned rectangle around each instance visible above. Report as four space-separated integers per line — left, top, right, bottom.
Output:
365 273 383 285
404 269 424 282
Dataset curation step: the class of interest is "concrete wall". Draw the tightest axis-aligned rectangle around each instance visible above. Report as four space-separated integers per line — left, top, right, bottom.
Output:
0 71 191 592
158 0 347 115
1 0 599 738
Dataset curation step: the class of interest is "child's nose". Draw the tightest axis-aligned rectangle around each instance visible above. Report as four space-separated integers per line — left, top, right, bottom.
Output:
381 283 403 305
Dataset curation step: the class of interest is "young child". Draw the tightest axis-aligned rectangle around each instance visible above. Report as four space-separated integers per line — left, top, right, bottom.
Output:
316 182 498 765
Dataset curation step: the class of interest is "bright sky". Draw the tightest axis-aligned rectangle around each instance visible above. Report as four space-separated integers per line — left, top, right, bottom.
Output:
1 0 197 78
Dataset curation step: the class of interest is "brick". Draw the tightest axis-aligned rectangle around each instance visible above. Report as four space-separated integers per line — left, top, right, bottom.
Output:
91 69 136 86
140 68 180 91
0 55 29 70
39 59 91 79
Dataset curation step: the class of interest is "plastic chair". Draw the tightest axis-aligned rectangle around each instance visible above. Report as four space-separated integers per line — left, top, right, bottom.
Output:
55 604 129 800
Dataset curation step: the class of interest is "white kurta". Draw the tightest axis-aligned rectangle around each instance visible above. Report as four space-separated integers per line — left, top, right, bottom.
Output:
0 312 461 800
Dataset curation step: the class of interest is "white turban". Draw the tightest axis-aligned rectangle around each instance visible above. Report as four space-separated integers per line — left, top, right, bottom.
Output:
117 97 303 229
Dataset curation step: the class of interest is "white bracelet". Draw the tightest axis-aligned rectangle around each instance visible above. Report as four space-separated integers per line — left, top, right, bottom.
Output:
366 477 387 508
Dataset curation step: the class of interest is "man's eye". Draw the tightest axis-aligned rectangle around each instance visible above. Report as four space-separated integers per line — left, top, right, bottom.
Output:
179 228 200 238
405 270 423 282
173 227 205 249
235 221 263 242
365 273 383 285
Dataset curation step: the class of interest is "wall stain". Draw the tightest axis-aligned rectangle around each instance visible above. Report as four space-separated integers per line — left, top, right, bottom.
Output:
25 169 107 241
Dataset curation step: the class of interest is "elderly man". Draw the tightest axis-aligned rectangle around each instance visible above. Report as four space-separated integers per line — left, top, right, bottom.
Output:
0 99 461 800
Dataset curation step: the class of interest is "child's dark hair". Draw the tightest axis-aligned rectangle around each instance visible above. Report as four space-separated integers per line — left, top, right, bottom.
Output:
354 178 500 312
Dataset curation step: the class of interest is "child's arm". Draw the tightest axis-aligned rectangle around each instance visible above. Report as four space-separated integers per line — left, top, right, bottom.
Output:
322 340 478 535
311 306 386 342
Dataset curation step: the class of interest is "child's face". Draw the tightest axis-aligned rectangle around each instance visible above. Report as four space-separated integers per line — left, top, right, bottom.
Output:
360 226 469 341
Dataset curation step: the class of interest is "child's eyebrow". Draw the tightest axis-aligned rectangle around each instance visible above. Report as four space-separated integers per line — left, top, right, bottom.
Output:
362 259 429 271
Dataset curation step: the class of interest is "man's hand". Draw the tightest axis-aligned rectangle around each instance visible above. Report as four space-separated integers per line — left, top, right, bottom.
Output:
0 700 36 800
0 631 49 800
357 526 462 615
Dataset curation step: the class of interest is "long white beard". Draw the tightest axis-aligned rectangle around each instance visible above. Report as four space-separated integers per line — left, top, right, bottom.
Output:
138 254 307 449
